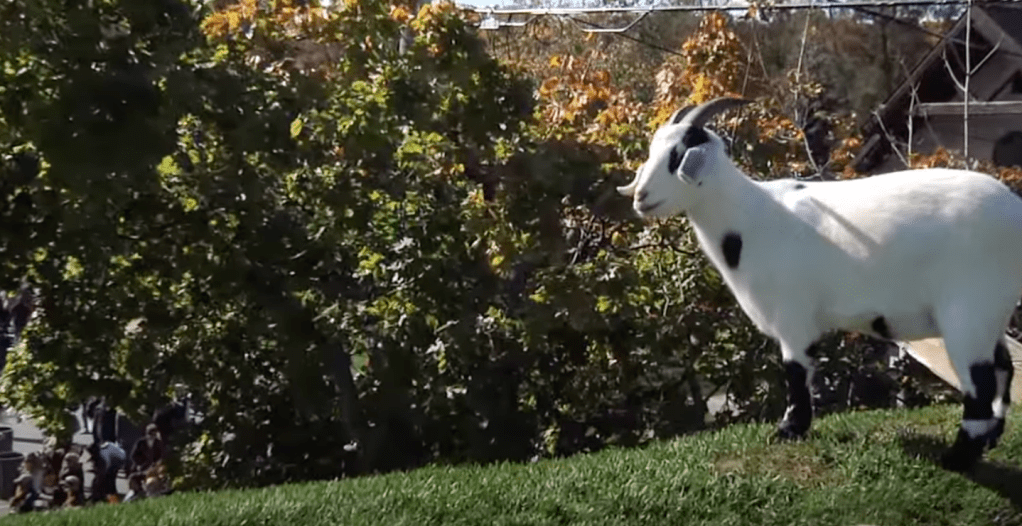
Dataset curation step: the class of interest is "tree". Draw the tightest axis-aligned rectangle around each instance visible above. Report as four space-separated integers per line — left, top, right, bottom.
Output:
0 0 968 492
0 0 533 486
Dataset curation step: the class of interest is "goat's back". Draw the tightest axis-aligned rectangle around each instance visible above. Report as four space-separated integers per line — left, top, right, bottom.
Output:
763 169 1022 338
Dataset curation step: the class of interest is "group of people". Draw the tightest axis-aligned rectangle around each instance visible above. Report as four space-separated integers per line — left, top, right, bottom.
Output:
9 448 85 512
8 414 174 513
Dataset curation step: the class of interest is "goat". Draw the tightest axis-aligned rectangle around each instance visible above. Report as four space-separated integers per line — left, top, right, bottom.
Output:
617 97 1022 471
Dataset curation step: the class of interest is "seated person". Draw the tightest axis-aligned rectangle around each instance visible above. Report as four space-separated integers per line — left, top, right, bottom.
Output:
9 473 38 513
60 476 83 508
123 472 147 503
130 424 165 475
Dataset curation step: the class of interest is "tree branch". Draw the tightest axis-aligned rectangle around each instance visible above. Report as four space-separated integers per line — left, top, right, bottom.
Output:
871 110 910 167
941 48 968 96
628 240 701 258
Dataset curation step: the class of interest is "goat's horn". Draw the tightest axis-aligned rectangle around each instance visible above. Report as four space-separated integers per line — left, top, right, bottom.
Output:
617 177 639 197
669 105 696 125
680 97 753 129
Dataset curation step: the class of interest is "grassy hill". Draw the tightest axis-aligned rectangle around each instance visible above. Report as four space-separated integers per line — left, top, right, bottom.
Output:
7 405 1022 526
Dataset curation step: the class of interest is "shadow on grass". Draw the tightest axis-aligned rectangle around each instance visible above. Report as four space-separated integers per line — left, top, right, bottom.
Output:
898 431 1022 509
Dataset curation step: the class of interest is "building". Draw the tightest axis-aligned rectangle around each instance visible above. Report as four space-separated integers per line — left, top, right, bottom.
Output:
853 3 1022 174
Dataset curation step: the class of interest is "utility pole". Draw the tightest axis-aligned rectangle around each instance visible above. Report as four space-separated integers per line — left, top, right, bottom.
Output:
963 0 971 161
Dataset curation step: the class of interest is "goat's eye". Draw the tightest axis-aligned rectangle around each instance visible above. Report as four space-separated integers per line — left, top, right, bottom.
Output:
668 148 682 173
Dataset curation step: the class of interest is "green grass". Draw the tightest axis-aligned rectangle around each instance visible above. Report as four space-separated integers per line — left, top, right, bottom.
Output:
9 405 1022 525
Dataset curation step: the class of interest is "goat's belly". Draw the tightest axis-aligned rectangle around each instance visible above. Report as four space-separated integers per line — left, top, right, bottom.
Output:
827 309 940 341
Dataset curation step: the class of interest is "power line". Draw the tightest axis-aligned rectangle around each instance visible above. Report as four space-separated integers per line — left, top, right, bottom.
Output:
477 0 1022 68
565 15 687 57
466 0 1017 17
850 5 1022 61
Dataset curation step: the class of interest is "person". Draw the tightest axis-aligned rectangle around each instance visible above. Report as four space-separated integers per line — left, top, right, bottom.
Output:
153 400 188 439
21 452 45 495
143 462 171 497
87 441 125 503
82 397 102 434
59 452 85 504
49 470 66 508
60 476 83 508
92 402 118 445
123 472 146 503
9 473 38 513
42 446 64 498
45 447 65 482
130 423 165 475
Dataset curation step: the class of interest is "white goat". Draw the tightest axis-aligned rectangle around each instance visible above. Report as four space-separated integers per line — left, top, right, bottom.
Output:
618 97 1022 471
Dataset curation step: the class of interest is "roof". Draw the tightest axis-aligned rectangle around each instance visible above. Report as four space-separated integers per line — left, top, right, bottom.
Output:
984 3 1022 44
853 3 1022 171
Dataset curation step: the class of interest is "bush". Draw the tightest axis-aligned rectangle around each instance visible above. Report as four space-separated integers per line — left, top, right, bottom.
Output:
0 1 963 490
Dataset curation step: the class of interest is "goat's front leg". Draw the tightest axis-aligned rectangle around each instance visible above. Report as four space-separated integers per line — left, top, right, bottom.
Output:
776 343 817 440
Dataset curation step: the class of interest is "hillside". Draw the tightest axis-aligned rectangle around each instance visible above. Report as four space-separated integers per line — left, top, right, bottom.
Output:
5 405 1022 526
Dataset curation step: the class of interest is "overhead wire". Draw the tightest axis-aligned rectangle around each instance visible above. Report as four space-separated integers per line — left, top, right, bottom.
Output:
849 5 1022 61
564 15 686 58
470 0 1022 57
466 0 1019 16
481 0 1022 87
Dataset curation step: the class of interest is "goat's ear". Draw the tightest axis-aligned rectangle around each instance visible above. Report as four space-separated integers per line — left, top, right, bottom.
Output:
677 145 709 184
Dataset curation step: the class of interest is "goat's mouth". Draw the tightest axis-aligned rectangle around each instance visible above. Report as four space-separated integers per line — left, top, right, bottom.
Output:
636 199 665 215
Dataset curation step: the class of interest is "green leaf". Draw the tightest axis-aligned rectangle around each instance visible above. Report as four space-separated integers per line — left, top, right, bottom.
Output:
157 156 181 176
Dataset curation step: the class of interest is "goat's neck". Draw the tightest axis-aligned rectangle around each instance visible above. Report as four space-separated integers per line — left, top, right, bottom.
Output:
686 167 775 244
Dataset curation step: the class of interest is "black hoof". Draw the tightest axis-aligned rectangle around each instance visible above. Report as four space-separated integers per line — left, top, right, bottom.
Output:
941 430 985 472
775 421 808 441
986 419 1006 449
941 447 981 472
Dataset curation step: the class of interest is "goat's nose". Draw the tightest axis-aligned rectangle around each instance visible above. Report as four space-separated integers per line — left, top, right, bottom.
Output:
636 190 649 202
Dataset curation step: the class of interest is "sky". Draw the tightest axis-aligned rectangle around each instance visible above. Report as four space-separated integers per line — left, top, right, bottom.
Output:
317 0 519 8
453 0 518 6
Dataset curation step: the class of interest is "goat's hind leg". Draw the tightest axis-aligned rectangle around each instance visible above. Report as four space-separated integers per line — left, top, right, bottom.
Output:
988 339 1013 449
942 362 996 471
939 331 1004 471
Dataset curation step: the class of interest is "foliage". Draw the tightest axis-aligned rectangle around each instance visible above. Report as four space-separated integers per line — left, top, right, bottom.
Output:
3 405 1021 526
0 0 966 492
0 0 532 486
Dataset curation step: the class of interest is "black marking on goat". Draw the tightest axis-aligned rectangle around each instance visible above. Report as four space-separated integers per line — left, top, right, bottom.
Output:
668 148 682 173
794 183 806 190
994 341 1012 372
681 127 709 148
965 363 996 423
944 363 998 470
721 232 742 269
871 316 892 340
778 360 812 439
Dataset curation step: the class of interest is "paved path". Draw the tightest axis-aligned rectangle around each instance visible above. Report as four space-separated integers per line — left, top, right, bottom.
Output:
0 409 128 515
